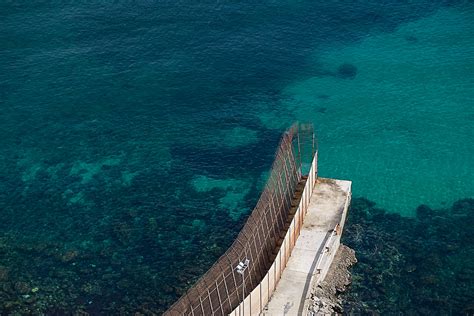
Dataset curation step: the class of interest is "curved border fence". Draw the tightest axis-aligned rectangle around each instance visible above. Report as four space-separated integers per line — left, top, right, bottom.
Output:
165 124 316 316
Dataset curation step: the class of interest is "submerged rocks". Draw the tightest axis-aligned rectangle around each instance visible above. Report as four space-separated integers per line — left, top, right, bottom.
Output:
0 266 9 281
14 281 31 294
60 250 79 263
342 198 474 314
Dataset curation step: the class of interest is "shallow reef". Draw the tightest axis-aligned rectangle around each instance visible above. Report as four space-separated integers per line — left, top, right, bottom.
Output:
2 196 473 314
0 152 249 314
342 197 474 315
0 119 278 314
0 209 239 315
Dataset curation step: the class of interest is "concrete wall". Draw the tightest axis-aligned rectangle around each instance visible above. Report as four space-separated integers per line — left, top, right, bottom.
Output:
228 153 318 316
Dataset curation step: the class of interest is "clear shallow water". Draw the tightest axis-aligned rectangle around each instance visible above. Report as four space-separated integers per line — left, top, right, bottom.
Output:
261 6 474 214
0 1 472 314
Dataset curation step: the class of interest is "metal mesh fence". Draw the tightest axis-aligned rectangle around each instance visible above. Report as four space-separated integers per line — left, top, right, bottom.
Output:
165 124 316 316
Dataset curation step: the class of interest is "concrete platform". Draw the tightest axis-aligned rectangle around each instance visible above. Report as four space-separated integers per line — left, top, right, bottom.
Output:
262 178 351 316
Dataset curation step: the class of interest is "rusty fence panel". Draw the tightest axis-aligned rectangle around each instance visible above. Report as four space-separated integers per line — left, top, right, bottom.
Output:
165 124 316 316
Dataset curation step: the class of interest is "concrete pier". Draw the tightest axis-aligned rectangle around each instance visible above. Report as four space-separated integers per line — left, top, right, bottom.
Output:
166 127 352 316
262 178 351 316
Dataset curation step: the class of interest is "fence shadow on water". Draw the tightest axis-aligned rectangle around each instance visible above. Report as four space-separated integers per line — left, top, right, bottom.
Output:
165 123 316 316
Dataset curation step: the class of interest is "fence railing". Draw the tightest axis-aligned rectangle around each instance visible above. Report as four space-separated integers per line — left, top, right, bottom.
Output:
229 151 317 316
165 124 317 316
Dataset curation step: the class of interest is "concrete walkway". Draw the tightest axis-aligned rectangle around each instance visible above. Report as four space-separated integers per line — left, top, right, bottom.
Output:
262 178 351 316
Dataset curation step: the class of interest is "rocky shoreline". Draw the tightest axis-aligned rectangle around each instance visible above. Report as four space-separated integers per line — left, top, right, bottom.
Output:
307 244 357 315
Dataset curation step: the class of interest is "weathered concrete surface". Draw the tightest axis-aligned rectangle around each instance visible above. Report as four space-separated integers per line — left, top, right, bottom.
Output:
262 178 351 316
307 245 357 315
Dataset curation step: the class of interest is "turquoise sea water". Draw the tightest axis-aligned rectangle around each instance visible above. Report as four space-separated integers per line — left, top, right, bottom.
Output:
1 1 473 314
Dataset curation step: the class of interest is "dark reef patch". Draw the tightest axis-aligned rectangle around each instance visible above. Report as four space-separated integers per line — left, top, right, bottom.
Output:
405 35 419 43
316 107 328 114
317 94 330 100
342 198 474 315
0 205 240 315
337 63 358 79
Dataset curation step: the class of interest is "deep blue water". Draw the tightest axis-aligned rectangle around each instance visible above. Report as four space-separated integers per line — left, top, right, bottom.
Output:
1 0 473 314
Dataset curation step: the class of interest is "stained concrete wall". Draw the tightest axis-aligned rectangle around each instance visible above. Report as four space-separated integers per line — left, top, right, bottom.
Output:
228 153 318 316
263 178 351 315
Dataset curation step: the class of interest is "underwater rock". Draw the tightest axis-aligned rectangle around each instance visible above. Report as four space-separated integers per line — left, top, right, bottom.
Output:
0 266 9 281
416 204 433 219
112 222 133 245
60 250 79 263
81 282 102 295
404 35 418 43
342 197 474 314
337 63 358 79
23 294 36 304
452 198 474 215
4 300 20 309
14 281 31 294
